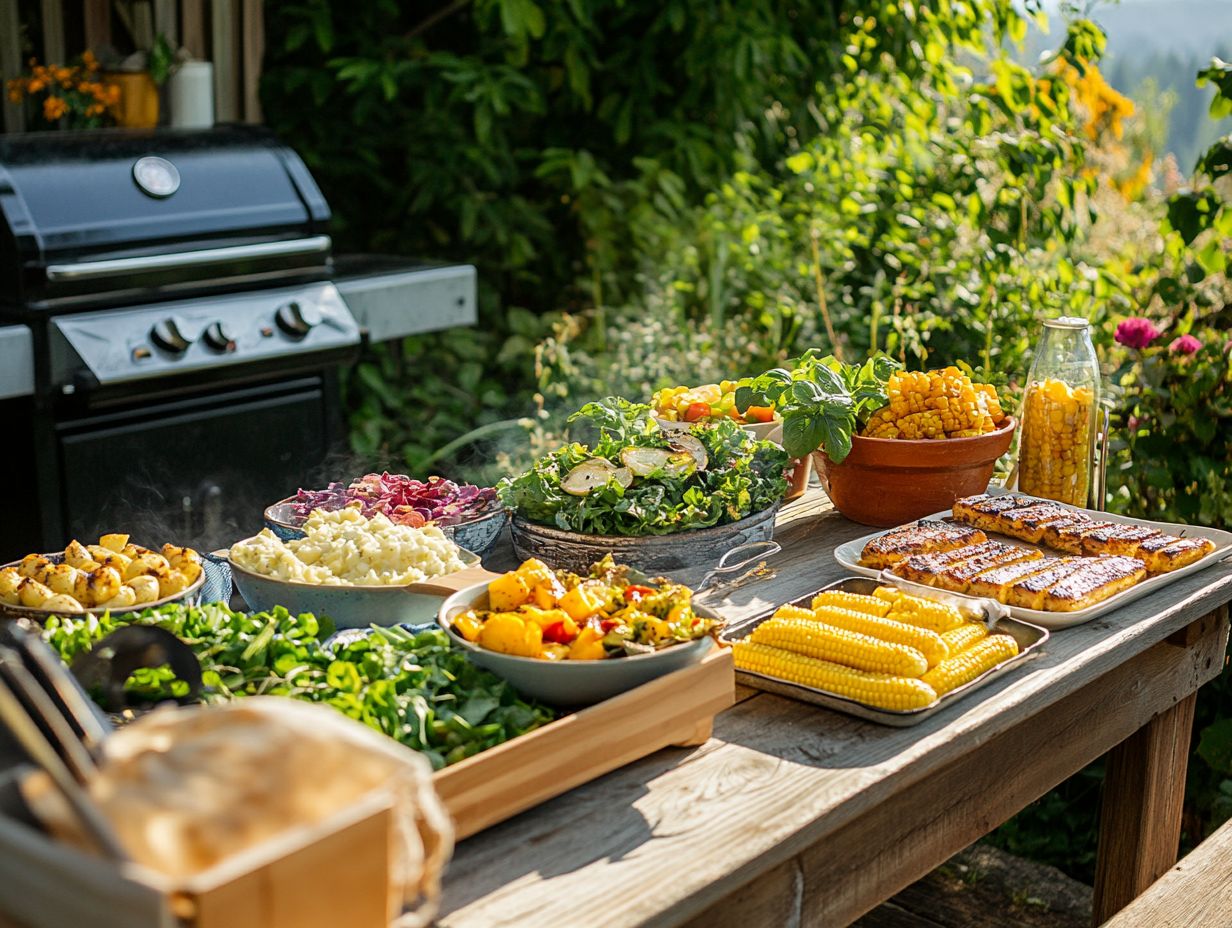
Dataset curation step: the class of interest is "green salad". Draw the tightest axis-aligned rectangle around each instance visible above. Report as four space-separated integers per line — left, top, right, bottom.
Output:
497 398 789 536
45 602 555 769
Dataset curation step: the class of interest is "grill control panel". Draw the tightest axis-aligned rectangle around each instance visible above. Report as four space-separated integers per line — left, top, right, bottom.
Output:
49 282 361 388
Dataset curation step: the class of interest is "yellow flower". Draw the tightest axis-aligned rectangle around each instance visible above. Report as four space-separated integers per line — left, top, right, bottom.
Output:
43 95 68 121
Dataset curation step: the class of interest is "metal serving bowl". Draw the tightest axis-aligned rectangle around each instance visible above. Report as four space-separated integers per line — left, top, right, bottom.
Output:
262 497 509 555
0 550 207 621
510 502 780 588
438 581 718 706
228 546 482 629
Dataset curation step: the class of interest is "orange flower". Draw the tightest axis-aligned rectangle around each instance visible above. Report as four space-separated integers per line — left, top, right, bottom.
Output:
43 95 68 121
82 50 98 71
27 77 45 93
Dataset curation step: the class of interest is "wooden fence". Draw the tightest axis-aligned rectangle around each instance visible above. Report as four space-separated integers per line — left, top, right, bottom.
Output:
0 0 263 133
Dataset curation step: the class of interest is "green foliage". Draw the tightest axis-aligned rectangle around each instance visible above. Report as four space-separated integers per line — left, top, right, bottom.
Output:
263 0 1064 476
496 398 788 534
45 602 554 769
736 352 899 461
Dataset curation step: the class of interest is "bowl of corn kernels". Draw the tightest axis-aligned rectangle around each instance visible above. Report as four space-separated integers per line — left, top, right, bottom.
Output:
813 368 1017 527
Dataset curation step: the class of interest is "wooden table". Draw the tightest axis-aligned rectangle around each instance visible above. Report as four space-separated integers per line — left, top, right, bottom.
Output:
438 491 1232 928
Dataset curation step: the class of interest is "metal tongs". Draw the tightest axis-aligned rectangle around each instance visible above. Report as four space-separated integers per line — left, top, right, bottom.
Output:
694 541 782 600
876 569 1011 632
0 621 126 860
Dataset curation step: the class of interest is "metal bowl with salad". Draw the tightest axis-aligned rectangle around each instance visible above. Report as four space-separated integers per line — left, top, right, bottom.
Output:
498 398 789 579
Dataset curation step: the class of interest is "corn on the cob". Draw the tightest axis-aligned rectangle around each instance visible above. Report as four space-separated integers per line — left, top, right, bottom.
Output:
810 590 891 617
884 594 966 633
920 634 1019 695
1019 378 1095 507
873 586 904 604
773 604 818 622
811 605 949 668
732 641 937 711
862 368 1006 440
750 617 928 677
939 622 989 654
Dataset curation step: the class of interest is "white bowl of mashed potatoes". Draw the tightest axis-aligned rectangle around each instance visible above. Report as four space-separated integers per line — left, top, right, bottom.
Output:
228 508 483 628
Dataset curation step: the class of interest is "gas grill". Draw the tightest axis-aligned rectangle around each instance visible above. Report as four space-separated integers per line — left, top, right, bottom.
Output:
0 127 476 558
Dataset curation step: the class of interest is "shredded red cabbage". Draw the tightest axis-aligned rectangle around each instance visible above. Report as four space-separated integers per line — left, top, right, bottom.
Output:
290 473 498 527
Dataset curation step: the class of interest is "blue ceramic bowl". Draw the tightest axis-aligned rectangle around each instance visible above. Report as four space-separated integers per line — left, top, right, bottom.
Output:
229 547 481 629
437 581 719 707
262 497 509 556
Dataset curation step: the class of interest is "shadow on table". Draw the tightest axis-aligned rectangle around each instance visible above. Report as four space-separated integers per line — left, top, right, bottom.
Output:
717 647 1060 773
438 740 711 916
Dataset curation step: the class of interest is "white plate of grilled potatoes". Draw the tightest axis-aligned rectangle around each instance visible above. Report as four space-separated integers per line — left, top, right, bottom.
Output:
0 533 205 618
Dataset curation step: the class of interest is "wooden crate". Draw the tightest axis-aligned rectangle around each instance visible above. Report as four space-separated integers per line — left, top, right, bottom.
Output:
0 788 394 928
435 646 733 839
0 652 732 924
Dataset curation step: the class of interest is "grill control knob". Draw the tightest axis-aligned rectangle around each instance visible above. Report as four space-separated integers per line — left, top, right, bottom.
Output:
202 321 237 353
274 301 317 339
150 319 191 355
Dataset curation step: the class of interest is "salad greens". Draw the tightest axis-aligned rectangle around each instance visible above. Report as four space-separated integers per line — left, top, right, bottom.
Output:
44 602 554 769
497 398 789 536
735 352 901 462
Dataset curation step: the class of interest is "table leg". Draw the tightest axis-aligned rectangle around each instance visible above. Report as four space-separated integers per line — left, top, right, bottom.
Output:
1091 691 1198 924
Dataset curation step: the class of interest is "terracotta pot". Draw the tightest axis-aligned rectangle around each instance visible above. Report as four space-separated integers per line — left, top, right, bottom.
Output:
106 71 159 128
811 417 1017 527
784 455 811 502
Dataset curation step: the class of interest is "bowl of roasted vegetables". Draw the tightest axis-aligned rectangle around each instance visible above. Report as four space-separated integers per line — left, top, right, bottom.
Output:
652 380 779 440
499 398 789 582
0 534 205 619
439 556 722 706
264 472 507 554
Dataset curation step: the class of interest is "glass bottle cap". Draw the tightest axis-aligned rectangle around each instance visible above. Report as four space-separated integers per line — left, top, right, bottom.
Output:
1042 316 1090 330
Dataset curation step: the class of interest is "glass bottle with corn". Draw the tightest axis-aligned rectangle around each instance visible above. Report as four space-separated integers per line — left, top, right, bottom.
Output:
1018 318 1100 507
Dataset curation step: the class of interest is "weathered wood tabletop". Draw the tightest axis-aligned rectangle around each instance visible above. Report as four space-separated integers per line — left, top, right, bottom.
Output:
438 489 1232 928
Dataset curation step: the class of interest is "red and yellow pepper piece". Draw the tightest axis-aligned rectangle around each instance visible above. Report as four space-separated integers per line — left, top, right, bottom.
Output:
452 556 718 661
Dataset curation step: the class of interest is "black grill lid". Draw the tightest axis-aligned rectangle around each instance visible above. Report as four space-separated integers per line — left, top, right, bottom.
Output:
0 126 332 311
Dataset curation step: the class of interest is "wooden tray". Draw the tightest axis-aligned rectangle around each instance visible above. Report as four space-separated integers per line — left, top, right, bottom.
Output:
834 495 1232 629
434 646 733 839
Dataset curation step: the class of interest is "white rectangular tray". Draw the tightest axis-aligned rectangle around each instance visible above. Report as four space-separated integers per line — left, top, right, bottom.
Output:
834 496 1232 629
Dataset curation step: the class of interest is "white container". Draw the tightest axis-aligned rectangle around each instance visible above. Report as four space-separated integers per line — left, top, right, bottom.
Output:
169 61 215 128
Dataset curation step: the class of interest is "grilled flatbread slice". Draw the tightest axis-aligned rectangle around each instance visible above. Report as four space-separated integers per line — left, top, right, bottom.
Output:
1077 523 1163 558
1003 558 1091 610
933 546 1045 593
860 520 988 569
951 494 1037 532
997 503 1080 543
964 557 1067 602
1038 555 1147 612
1135 535 1216 573
1043 519 1121 554
890 541 1016 586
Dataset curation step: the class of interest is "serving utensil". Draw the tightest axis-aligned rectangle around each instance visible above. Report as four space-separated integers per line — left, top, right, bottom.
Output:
0 641 126 861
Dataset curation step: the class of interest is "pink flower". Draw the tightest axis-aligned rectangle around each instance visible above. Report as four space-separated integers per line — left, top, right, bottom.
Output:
1169 334 1202 356
1127 415 1140 431
1114 317 1162 349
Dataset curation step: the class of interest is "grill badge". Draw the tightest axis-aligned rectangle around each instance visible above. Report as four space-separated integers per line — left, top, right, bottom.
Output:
132 156 181 198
